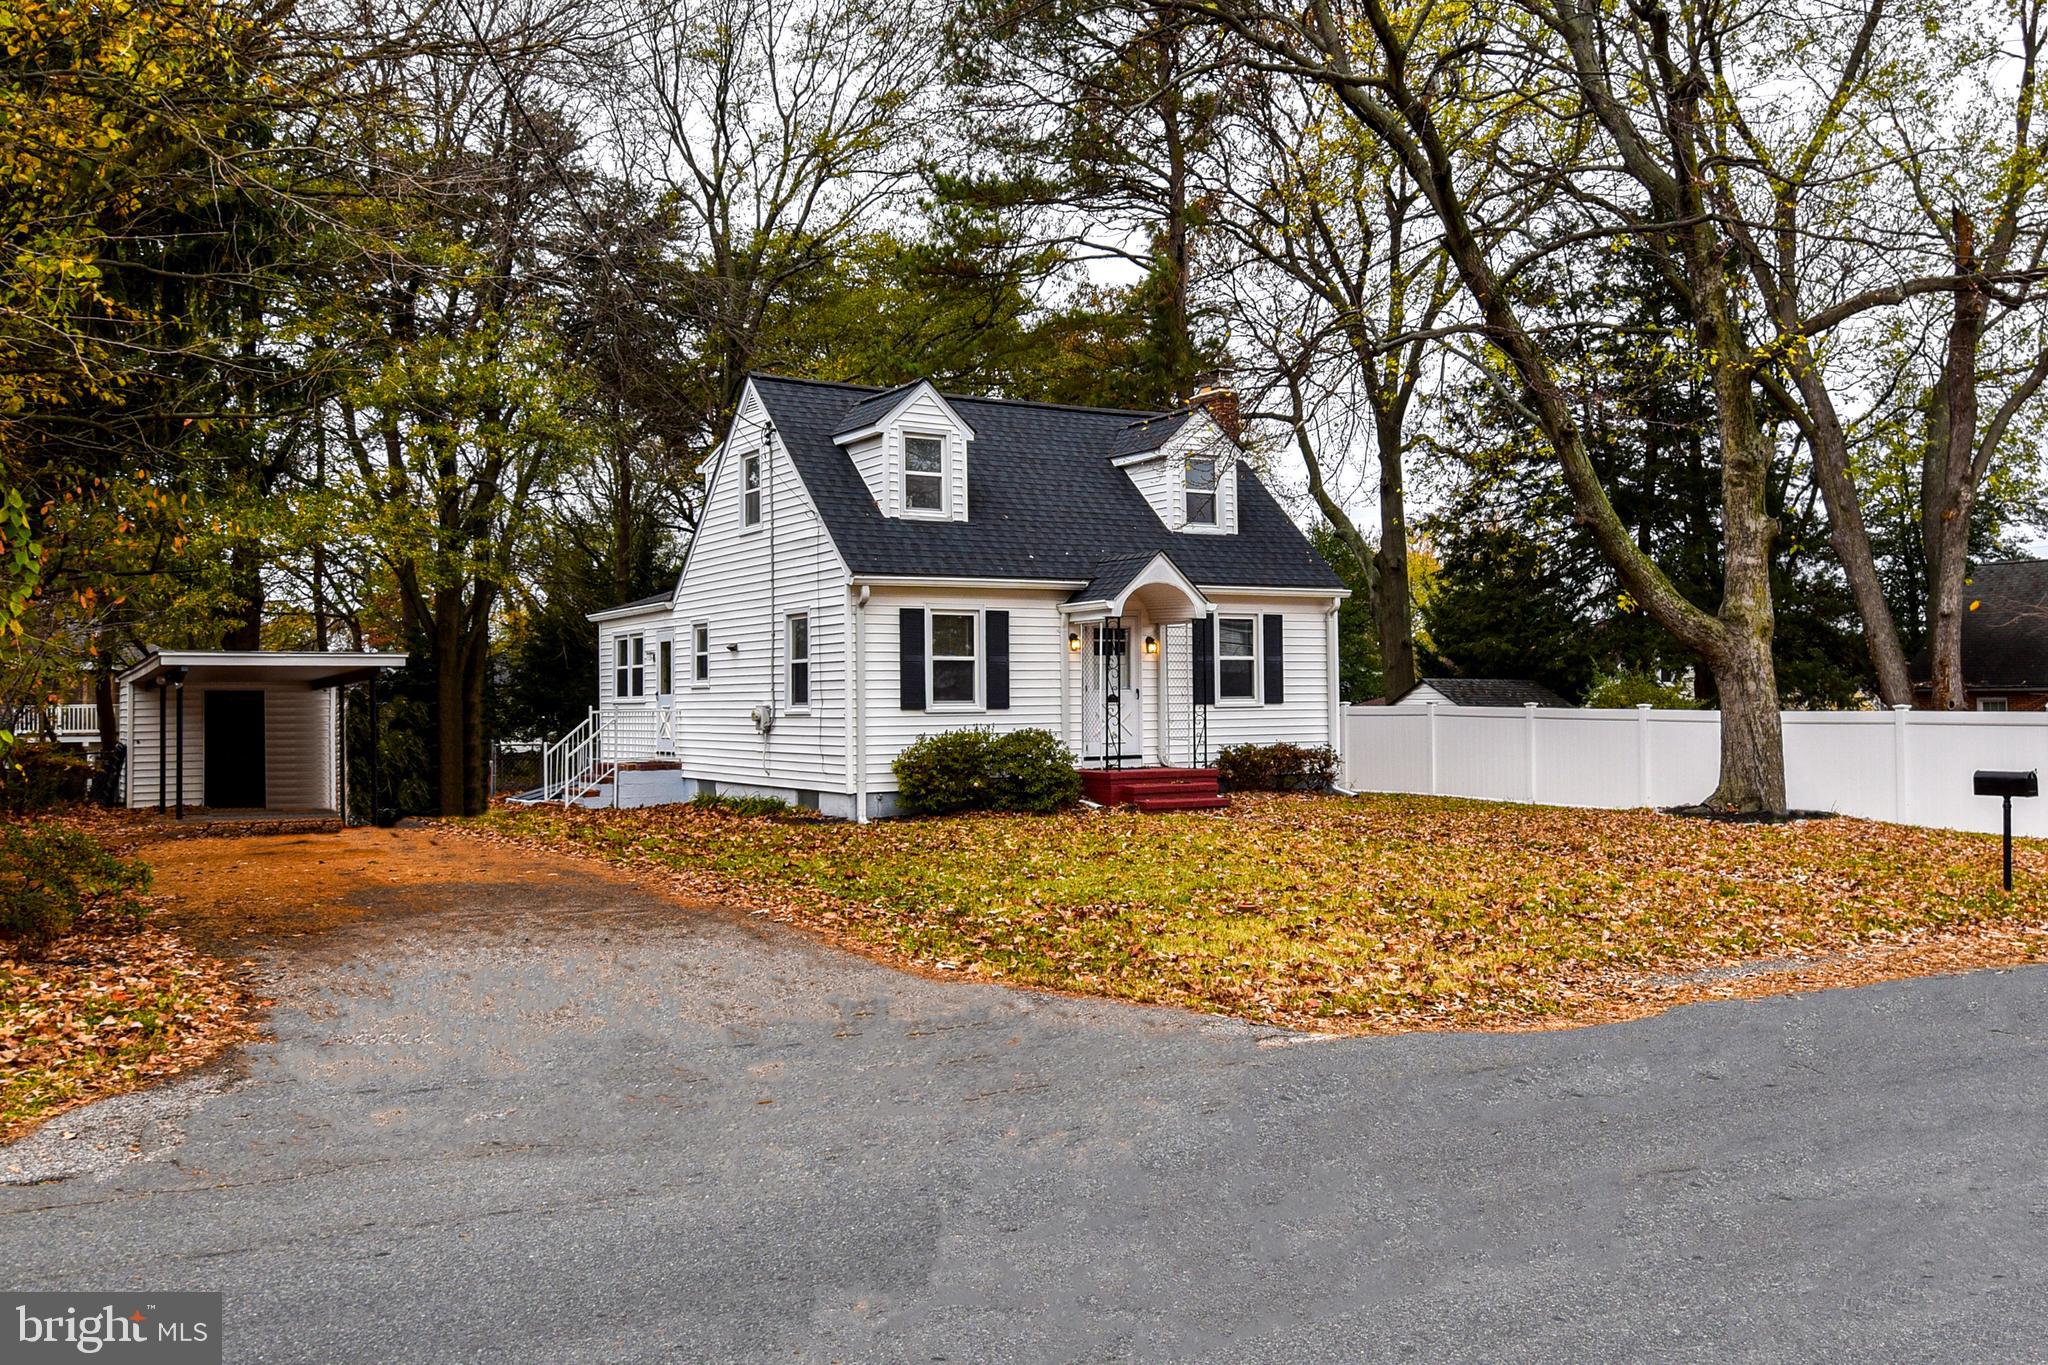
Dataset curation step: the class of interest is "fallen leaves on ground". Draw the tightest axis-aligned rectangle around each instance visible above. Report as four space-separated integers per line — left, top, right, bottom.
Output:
461 793 2048 1034
2 812 265 1145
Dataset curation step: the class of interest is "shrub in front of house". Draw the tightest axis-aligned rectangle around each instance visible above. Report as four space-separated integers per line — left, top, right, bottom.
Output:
1216 742 1338 793
894 727 1082 816
690 791 793 817
0 825 151 954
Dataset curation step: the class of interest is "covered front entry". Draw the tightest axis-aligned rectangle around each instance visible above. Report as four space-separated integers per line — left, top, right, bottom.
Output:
1081 624 1141 762
1065 550 1213 772
203 689 266 807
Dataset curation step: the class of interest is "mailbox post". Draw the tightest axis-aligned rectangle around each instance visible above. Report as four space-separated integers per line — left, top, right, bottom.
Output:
1973 769 2038 891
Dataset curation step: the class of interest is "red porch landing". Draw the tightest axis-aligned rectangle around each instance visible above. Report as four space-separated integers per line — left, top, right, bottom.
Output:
1077 766 1229 812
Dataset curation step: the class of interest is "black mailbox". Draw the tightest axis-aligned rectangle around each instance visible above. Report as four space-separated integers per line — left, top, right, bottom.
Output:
1975 770 2039 799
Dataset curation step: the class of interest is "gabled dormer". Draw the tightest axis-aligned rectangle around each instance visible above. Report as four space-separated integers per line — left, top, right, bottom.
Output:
1109 408 1240 535
832 380 977 522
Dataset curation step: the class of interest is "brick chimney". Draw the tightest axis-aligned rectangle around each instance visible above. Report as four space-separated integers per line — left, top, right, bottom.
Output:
1188 376 1241 442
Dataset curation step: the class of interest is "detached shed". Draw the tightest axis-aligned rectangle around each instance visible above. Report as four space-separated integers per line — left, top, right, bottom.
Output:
118 650 407 817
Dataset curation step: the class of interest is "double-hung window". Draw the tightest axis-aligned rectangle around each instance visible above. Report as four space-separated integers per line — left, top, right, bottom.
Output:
905 435 945 512
692 623 710 684
930 611 978 706
1980 697 2010 713
1217 617 1256 701
787 613 810 709
614 633 645 698
1185 454 1219 526
742 450 762 526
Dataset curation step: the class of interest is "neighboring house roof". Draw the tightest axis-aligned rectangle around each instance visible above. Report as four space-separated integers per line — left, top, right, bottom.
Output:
588 588 676 623
1910 558 2048 690
748 374 1344 590
1396 677 1574 708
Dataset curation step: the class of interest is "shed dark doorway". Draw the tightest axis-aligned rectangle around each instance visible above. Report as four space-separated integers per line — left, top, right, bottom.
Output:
204 690 266 808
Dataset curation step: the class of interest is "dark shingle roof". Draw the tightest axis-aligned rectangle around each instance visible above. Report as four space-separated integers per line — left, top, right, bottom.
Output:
1400 677 1574 708
1910 559 2048 689
828 381 921 436
751 374 1341 590
1068 551 1177 604
1105 411 1193 459
596 588 674 615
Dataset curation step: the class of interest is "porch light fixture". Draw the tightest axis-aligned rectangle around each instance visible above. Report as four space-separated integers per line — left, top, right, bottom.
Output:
1144 635 1158 655
1068 631 1081 653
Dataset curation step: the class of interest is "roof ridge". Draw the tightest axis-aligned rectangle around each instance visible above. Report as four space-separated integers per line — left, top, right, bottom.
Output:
748 370 1168 420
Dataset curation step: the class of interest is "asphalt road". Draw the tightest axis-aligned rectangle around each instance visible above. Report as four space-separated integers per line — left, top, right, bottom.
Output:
5 841 2047 1363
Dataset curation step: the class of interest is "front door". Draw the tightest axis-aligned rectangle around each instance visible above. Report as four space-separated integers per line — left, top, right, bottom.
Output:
203 689 266 808
1083 625 1143 761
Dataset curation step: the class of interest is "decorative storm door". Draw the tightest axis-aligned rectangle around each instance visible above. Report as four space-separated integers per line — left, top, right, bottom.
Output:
1082 624 1142 763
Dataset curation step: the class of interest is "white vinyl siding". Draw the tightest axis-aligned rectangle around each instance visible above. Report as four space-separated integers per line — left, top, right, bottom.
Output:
1116 413 1239 535
668 383 849 793
122 682 336 811
860 586 1064 793
1197 598 1337 754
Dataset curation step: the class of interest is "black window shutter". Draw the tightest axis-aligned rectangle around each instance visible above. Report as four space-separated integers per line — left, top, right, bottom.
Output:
899 608 926 710
1263 614 1284 704
986 610 1010 710
1193 615 1215 706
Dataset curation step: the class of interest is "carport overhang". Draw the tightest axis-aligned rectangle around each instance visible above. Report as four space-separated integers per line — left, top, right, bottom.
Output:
120 651 409 823
120 650 409 691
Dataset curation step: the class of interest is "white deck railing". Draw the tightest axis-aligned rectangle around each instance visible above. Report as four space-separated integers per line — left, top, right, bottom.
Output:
6 703 99 742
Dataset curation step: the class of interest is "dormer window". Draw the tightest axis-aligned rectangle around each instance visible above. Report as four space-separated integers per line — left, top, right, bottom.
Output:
905 435 945 512
1185 455 1218 526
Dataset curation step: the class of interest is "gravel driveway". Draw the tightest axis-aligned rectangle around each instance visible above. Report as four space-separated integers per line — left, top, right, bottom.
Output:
4 827 2046 1362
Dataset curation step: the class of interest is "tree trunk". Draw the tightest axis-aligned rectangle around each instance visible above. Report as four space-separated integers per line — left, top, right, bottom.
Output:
1371 410 1416 697
1703 622 1788 813
1924 231 1988 711
1779 364 1914 705
222 544 262 650
434 594 466 816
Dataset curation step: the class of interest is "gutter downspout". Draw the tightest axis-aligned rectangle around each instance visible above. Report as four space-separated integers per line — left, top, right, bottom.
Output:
853 584 870 823
1325 598 1343 783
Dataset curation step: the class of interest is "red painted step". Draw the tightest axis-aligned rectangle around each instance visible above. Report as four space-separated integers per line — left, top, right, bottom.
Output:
1077 766 1228 812
1130 793 1230 812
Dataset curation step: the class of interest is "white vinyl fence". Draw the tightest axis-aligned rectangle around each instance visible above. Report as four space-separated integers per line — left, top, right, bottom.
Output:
1344 703 2048 836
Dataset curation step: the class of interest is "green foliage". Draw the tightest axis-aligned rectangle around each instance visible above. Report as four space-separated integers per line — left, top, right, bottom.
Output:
1585 672 1703 710
0 826 151 953
893 728 1083 816
691 792 794 817
0 744 93 812
1311 525 1385 701
1216 743 1338 793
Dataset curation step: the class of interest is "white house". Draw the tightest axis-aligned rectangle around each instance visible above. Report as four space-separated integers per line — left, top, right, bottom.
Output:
551 374 1348 817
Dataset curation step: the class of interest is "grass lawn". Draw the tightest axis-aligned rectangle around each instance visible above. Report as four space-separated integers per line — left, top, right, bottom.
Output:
474 793 2048 1033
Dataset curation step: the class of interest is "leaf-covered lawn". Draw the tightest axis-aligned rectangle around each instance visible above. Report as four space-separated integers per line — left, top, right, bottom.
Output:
471 794 2048 1032
2 923 256 1145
